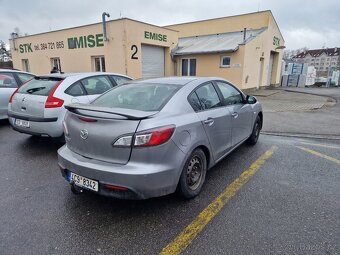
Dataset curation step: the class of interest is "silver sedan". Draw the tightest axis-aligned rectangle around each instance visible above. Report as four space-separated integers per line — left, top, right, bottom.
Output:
58 77 263 199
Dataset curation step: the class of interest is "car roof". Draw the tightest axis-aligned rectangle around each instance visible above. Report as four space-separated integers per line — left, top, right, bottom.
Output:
135 77 226 86
0 69 34 75
38 72 132 80
137 77 199 85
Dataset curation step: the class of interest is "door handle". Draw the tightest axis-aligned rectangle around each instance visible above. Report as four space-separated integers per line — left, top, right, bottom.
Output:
204 118 214 126
232 112 238 118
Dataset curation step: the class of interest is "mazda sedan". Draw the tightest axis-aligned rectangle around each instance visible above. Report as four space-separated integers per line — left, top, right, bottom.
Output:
58 77 262 199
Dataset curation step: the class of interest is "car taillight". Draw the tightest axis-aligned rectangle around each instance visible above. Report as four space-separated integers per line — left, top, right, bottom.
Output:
9 87 19 103
134 125 175 147
45 80 64 108
112 125 176 147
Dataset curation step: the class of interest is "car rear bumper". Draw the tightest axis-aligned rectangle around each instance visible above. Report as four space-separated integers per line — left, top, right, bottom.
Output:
57 144 185 199
8 112 63 137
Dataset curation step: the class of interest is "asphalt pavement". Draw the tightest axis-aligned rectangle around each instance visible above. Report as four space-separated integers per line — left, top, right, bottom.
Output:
256 87 340 139
0 120 339 255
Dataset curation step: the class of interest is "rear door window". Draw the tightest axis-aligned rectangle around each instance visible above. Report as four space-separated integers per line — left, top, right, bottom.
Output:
188 92 203 111
17 77 62 96
81 76 112 95
110 75 131 86
0 73 18 88
194 83 222 110
65 82 86 96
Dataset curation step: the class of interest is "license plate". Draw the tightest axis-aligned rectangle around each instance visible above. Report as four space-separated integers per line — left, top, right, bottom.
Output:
15 119 30 128
68 171 98 192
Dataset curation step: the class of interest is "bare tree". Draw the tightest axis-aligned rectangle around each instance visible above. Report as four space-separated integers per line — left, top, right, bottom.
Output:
0 40 11 62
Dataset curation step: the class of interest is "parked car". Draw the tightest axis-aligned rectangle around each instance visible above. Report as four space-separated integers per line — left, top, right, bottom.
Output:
57 77 263 200
8 72 132 138
0 69 35 119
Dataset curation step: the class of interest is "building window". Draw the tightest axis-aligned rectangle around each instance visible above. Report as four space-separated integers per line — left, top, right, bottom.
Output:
181 58 196 76
220 56 231 67
22 59 30 72
92 56 106 72
51 58 61 72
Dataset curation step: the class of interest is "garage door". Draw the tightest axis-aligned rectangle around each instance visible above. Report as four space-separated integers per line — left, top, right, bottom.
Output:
142 45 165 78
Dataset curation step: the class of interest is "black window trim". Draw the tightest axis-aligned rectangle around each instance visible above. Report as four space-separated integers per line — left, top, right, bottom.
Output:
187 81 224 112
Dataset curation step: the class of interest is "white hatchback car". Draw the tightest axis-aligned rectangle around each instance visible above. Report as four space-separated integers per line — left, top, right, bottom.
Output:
8 72 132 138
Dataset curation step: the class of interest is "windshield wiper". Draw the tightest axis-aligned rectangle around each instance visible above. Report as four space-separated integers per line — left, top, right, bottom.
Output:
26 87 46 94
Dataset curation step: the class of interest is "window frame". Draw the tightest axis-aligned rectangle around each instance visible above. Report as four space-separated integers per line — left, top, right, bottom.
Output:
181 58 197 76
50 57 61 71
22 59 30 72
92 56 106 72
220 56 231 68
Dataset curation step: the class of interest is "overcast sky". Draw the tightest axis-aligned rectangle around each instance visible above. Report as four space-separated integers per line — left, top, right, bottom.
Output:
1 0 339 50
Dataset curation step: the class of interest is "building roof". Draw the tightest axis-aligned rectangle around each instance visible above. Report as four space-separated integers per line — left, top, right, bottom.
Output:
172 28 266 56
293 48 340 58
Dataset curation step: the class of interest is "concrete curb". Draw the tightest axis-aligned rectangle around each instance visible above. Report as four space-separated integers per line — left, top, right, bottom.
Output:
261 131 340 141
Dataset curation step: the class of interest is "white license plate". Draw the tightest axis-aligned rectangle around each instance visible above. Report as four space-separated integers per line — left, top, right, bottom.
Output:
68 172 98 192
15 119 30 128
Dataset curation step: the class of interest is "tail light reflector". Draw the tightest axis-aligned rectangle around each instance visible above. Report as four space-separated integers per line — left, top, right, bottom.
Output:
103 184 129 191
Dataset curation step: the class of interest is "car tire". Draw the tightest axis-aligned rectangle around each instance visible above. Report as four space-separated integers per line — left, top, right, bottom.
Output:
177 148 207 199
247 116 261 145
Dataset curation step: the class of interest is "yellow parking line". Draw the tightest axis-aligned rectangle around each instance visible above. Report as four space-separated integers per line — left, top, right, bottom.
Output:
160 145 278 255
299 142 340 150
296 146 340 165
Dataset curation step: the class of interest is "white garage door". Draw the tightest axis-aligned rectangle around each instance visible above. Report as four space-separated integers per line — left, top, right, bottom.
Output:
142 45 165 78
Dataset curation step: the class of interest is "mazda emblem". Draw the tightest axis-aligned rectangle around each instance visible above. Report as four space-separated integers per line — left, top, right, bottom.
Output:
80 129 89 140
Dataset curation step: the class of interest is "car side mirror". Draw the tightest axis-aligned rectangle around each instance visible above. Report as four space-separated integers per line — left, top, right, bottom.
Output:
246 95 257 104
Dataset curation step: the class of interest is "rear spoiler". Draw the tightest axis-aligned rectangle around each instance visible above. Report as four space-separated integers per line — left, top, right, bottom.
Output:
64 103 158 120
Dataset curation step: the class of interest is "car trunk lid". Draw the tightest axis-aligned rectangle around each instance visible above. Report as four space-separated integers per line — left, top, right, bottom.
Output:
64 104 157 164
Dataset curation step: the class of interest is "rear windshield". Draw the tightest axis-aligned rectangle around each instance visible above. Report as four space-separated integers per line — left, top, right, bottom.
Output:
18 77 63 96
92 83 180 111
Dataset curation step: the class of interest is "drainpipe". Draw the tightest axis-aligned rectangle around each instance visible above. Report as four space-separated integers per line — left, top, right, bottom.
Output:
243 28 247 43
102 12 110 41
